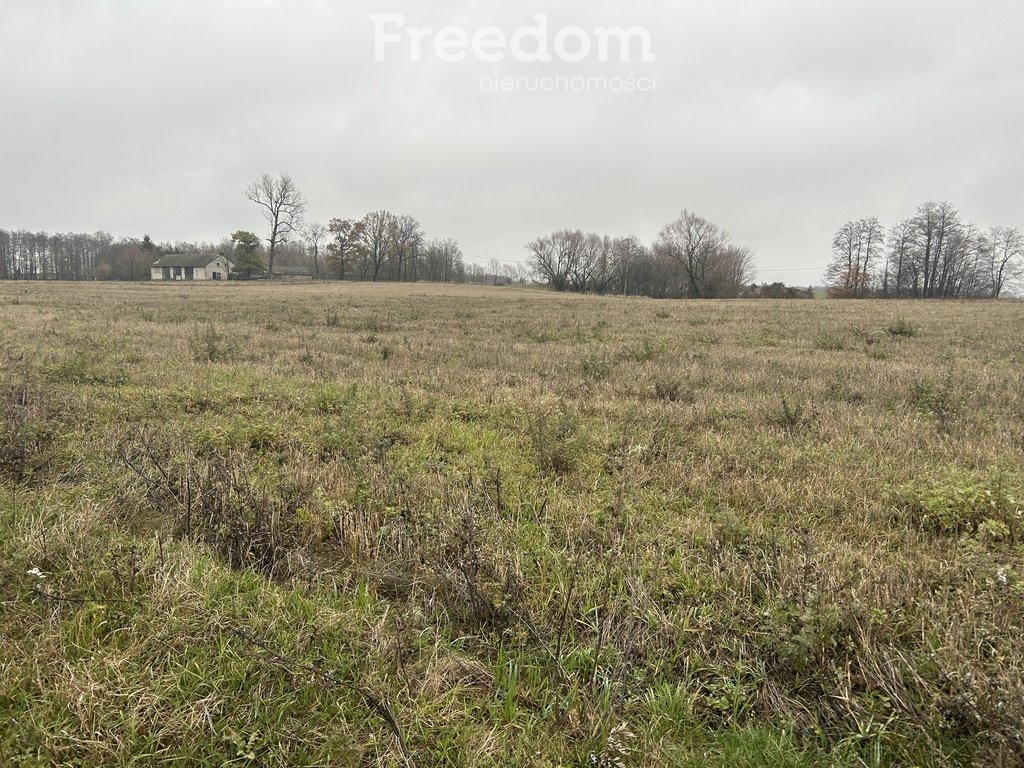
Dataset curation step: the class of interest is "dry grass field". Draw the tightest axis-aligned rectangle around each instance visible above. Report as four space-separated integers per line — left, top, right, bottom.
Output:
2 281 1023 767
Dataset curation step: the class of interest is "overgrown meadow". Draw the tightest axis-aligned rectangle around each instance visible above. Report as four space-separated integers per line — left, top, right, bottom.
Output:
2 281 1023 767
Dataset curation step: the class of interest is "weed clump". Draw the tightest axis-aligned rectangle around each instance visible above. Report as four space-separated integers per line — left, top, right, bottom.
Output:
814 332 847 351
887 318 918 337
898 468 1022 543
768 398 813 431
44 348 129 386
528 406 585 476
190 322 240 363
580 353 613 380
910 374 963 429
626 337 661 362
653 379 692 404
0 385 62 484
119 435 313 576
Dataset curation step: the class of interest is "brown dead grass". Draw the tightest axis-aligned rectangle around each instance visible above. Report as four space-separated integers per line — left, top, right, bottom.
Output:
2 280 1024 767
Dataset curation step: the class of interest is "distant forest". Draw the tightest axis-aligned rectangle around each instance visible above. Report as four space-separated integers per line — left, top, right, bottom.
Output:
3 175 1019 299
0 229 160 282
0 225 530 286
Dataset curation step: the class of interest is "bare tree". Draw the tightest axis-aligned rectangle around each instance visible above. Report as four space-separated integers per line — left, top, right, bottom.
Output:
243 173 306 279
357 210 394 281
302 222 328 279
883 219 916 297
653 210 755 297
712 244 757 297
826 217 885 298
118 244 146 282
988 226 1024 298
527 231 582 292
423 238 463 282
655 210 730 297
610 235 649 295
502 261 530 285
388 214 423 281
526 221 752 298
911 201 961 298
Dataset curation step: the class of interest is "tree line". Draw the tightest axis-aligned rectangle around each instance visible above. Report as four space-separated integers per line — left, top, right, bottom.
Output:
527 210 756 298
6 178 1021 299
827 202 1023 299
0 230 165 281
0 173 469 284
236 173 468 283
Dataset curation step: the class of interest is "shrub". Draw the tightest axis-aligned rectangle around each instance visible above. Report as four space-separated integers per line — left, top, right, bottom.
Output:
119 435 314 576
528 406 585 476
689 330 721 345
768 398 812 431
910 374 963 428
887 318 918 337
626 337 661 362
190 323 240 363
653 379 691 403
0 385 61 484
815 332 847 351
44 349 129 386
523 328 559 343
643 682 696 730
580 353 613 380
898 467 1022 543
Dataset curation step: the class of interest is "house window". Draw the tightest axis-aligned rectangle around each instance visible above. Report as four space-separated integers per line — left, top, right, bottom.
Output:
162 267 171 280
174 267 182 279
185 267 194 280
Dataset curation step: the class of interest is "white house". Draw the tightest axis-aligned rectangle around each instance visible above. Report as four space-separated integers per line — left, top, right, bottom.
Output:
150 253 233 281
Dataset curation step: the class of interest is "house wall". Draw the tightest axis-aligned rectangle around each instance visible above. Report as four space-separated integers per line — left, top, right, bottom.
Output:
204 257 231 280
149 258 231 281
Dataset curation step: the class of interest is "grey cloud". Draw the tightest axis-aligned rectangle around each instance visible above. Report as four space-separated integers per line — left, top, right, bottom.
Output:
1 0 1021 278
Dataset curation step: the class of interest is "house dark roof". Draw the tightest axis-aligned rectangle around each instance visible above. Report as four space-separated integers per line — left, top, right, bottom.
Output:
151 253 230 268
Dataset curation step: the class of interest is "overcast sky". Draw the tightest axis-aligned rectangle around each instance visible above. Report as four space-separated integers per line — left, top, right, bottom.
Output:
1 1 1021 281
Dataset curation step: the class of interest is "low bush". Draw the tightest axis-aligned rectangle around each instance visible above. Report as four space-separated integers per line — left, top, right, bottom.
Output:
119 436 316 576
653 378 692 403
43 348 129 386
887 318 918 337
626 337 661 362
0 385 62 484
768 398 813 431
909 374 964 428
898 467 1022 543
580 353 613 380
814 332 847 351
528 405 586 476
190 322 240 363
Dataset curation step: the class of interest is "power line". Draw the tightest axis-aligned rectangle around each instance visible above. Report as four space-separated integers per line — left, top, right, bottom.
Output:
756 265 826 272
463 253 530 265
